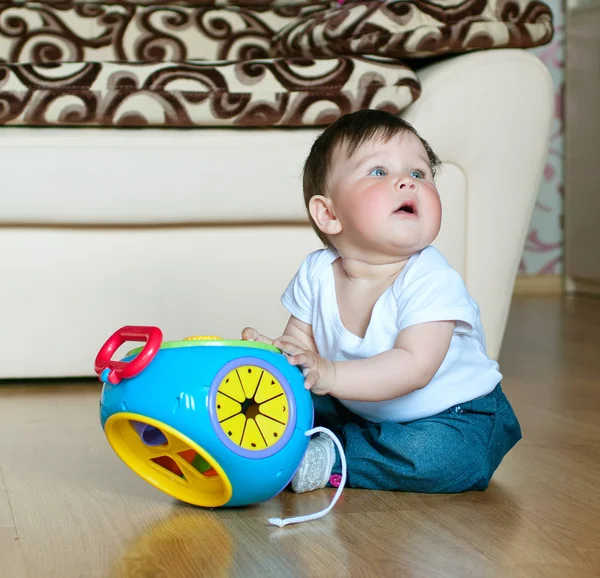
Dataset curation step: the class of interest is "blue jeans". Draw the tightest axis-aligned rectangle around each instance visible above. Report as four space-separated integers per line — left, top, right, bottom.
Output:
313 383 521 493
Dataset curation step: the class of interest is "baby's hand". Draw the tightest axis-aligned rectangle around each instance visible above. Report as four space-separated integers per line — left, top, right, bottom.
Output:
241 327 274 345
273 338 336 396
242 328 311 351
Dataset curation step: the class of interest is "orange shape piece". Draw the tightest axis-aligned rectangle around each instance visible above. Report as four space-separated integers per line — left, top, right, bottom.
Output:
152 456 183 477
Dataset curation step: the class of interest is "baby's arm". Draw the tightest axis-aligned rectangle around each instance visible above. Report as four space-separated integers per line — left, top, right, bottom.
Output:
280 316 319 353
277 320 454 400
330 320 455 401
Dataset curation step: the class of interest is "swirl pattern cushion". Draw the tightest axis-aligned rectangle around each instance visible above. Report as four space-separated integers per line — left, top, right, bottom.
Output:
0 57 419 126
0 3 301 63
272 0 554 59
0 0 553 127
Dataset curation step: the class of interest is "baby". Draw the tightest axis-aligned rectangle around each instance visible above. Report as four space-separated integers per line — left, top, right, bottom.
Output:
243 109 521 494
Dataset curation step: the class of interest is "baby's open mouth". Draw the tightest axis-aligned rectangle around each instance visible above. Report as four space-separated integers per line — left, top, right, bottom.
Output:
394 200 417 215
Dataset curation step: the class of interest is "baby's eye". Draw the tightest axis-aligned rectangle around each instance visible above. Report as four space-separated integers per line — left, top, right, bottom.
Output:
410 169 425 179
368 167 387 177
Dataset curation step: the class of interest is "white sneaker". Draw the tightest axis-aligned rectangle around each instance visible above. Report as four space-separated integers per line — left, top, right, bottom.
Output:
291 433 335 493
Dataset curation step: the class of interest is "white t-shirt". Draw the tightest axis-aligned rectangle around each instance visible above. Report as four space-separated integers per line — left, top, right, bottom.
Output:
281 245 502 423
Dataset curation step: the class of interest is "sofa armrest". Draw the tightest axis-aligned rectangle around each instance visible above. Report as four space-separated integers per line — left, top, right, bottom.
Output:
404 49 554 359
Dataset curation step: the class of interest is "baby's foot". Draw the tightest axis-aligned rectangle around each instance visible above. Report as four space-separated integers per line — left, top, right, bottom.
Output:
291 433 335 493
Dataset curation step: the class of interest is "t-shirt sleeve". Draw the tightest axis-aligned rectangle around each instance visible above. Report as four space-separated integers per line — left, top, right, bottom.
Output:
280 253 317 325
397 268 477 334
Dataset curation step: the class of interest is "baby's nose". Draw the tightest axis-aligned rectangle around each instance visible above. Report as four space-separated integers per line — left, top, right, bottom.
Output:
398 176 417 190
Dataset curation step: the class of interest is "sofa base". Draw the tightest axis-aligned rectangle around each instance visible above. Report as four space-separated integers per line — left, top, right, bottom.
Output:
0 226 321 379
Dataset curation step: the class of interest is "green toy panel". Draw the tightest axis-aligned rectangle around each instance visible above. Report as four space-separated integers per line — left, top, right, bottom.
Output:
127 339 279 357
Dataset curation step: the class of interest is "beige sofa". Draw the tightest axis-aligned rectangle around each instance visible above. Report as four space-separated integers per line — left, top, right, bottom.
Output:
0 48 553 379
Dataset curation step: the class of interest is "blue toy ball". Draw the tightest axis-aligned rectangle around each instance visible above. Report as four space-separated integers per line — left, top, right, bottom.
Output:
95 326 313 509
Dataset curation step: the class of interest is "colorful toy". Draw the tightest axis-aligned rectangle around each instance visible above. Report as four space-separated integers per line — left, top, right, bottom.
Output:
95 325 319 513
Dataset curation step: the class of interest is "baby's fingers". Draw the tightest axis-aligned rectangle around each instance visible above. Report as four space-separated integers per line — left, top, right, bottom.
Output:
275 339 305 357
305 372 332 395
287 353 313 370
304 371 318 390
242 327 273 345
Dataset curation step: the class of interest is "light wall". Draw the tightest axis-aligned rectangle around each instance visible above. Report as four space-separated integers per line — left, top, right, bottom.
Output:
522 0 564 275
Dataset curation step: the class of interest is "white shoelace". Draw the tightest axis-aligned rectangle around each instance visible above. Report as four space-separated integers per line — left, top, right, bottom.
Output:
268 426 347 527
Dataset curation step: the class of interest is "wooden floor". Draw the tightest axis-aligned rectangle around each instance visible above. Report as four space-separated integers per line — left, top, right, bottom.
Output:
1 296 600 578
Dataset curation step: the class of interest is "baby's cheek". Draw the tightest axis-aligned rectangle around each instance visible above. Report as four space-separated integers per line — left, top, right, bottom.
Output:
358 200 387 231
344 196 379 226
427 194 443 230
431 194 442 217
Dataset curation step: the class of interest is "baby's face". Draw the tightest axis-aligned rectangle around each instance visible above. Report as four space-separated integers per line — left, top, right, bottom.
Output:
327 132 441 258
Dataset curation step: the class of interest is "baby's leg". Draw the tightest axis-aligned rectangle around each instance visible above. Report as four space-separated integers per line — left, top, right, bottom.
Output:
329 384 522 493
289 394 369 493
311 393 364 436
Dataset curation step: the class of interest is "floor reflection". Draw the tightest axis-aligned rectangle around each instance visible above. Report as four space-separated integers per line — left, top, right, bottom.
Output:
113 510 233 578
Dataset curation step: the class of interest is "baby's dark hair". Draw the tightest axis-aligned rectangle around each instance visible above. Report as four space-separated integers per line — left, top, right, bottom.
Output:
302 109 441 246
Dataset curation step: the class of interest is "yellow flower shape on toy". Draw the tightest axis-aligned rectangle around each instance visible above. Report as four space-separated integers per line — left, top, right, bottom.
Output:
215 366 289 450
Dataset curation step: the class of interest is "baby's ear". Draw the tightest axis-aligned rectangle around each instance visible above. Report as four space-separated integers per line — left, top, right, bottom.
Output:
308 195 342 236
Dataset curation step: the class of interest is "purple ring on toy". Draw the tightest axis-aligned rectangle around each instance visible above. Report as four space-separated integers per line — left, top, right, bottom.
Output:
208 356 297 459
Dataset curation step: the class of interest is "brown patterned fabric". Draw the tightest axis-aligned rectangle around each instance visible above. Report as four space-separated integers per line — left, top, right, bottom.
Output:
0 0 553 126
0 3 291 63
0 0 324 6
273 0 554 59
0 57 419 125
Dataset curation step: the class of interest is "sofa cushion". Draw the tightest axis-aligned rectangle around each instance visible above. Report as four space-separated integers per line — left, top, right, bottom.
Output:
0 56 419 126
0 0 554 65
0 0 324 6
0 0 554 128
0 2 295 64
272 0 554 59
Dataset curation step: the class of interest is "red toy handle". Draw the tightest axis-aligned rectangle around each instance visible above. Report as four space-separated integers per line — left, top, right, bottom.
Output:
94 325 163 384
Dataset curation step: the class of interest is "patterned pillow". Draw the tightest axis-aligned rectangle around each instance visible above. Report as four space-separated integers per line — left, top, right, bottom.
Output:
0 3 279 63
0 0 330 7
272 0 554 59
0 56 419 126
0 1 336 64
